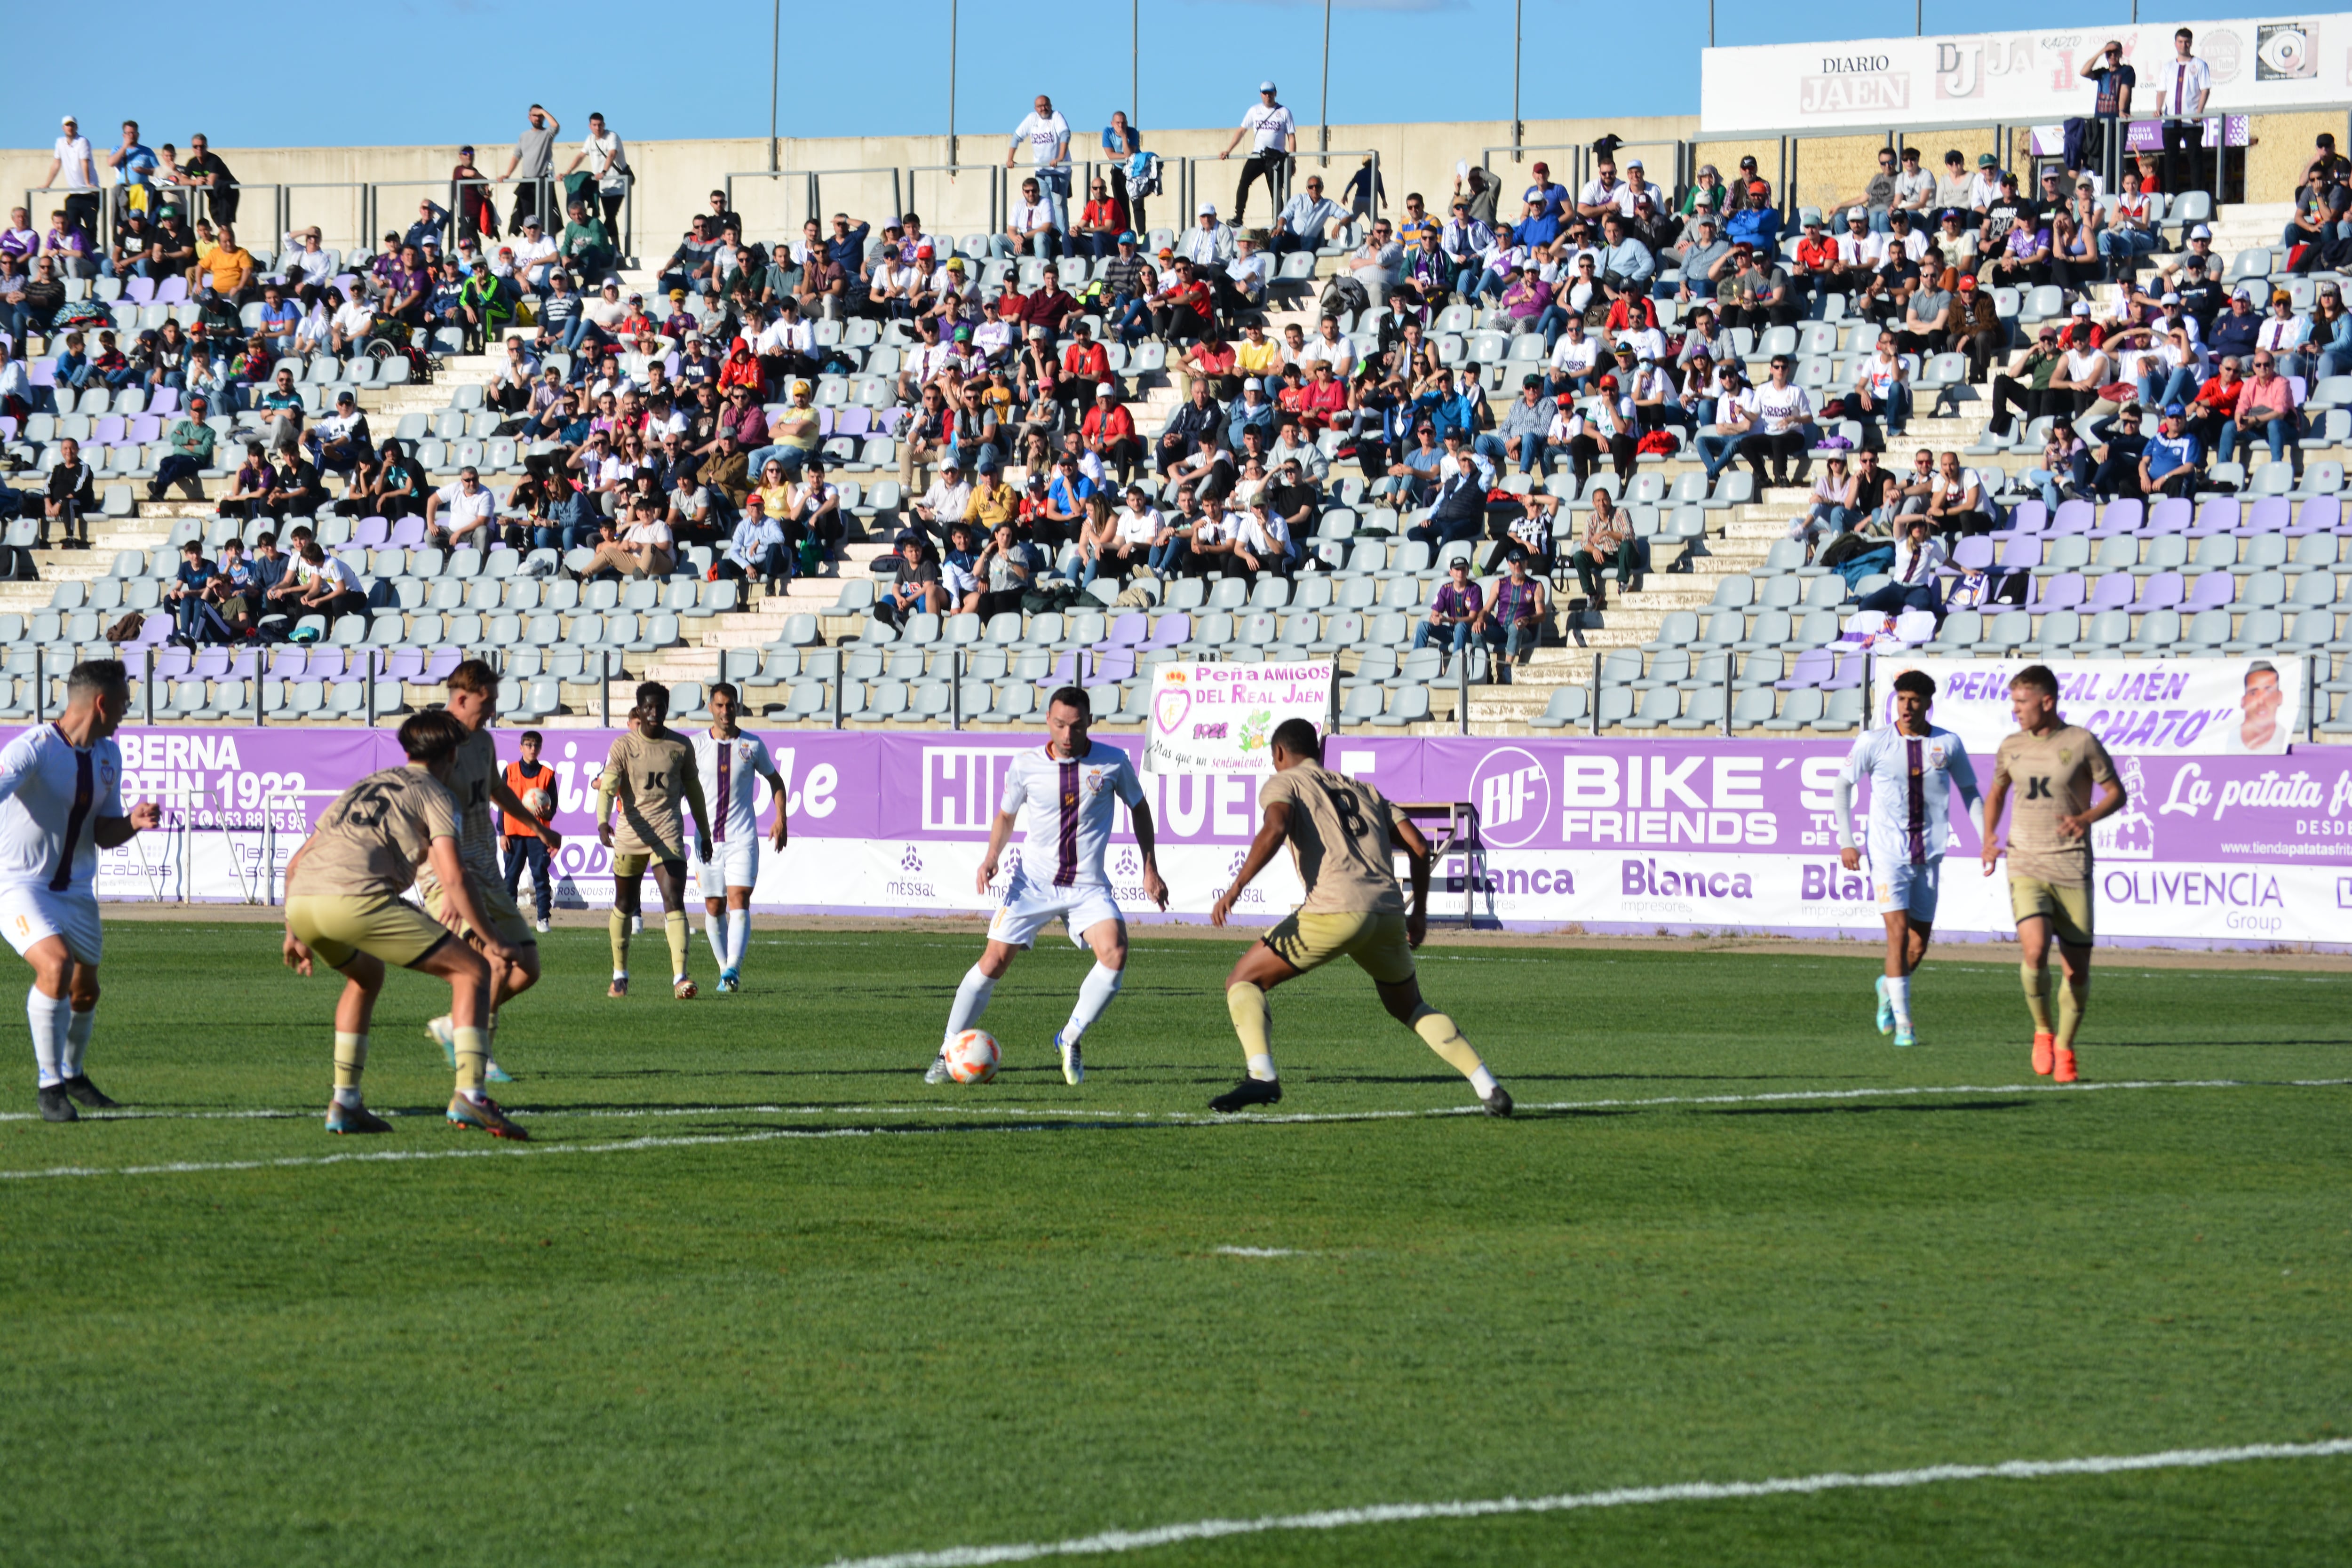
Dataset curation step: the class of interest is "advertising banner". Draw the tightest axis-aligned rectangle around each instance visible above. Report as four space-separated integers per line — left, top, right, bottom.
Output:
1142 661 1334 775
41 725 2352 952
1875 656 2304 757
1699 17 2346 135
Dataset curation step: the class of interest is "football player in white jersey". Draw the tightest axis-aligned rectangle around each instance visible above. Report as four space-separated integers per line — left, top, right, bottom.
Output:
1834 668 1983 1048
929 686 1168 1086
0 660 162 1122
693 683 788 992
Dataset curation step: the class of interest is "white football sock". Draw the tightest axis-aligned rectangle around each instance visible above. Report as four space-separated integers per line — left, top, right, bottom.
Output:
1469 1065 1499 1098
1247 1053 1278 1082
704 912 727 971
1887 975 1912 1030
726 910 751 972
1060 962 1124 1045
64 1007 95 1079
27 987 68 1088
943 964 997 1046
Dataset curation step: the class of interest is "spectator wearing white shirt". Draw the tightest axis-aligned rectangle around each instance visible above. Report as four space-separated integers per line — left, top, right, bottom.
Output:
914 458 973 543
1176 205 1236 272
512 221 559 292
995 176 1057 261
1007 94 1073 231
1298 316 1356 379
1615 160 1664 220
1223 82 1298 226
1576 159 1625 224
1228 231 1273 311
718 494 790 590
1546 318 1600 398
43 115 99 240
1440 199 1497 301
1274 175 1343 257
563 112 631 234
425 466 498 549
2256 292 2313 381
2160 29 2214 199
1737 356 1818 488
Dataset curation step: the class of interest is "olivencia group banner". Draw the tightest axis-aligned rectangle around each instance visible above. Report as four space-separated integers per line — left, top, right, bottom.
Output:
80 724 2352 951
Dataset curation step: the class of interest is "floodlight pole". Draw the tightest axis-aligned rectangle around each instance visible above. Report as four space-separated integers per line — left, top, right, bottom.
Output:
1512 0 1523 157
948 0 960 169
1132 0 1139 131
1708 0 1715 48
768 0 780 172
1319 0 1332 158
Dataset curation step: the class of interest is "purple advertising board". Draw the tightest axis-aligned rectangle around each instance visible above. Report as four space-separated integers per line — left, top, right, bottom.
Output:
75 725 2352 952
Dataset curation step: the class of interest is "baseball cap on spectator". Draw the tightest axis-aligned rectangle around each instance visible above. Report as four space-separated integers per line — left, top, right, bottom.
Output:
1116 231 1137 246
1846 208 1867 224
1978 153 1998 167
946 257 967 271
1095 383 1116 398
668 288 686 300
2191 224 2214 240
2160 291 2181 303
2162 402 2186 417
1259 80 1276 93
952 326 972 340
1956 274 1977 291
2072 301 2090 316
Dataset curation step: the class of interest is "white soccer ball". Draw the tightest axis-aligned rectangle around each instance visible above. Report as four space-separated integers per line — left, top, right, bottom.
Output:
523 787 556 820
943 1029 1000 1084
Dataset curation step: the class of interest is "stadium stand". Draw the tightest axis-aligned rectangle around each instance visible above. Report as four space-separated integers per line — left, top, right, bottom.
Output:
6 106 2352 741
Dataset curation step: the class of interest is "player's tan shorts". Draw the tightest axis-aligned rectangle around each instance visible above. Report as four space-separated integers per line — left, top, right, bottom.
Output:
611 849 685 879
423 872 536 949
286 894 452 971
1261 910 1417 986
2010 876 2095 947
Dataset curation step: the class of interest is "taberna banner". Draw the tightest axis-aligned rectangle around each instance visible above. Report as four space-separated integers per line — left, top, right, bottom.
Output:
1875 657 2303 758
1143 661 1334 775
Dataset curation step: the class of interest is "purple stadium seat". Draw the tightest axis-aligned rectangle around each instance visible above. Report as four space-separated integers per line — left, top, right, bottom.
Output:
387 517 427 548
92 415 125 447
154 276 188 305
149 387 178 416
2288 494 2341 536
381 647 426 682
2239 496 2290 536
2183 571 2235 611
2027 572 2084 612
2187 497 2241 536
2049 499 2094 535
1774 647 1833 690
2146 496 2193 534
1092 649 1137 685
423 647 462 681
308 649 348 681
353 516 390 547
1033 651 1083 689
2084 572 2136 611
1995 535 2042 574
129 414 161 443
124 277 156 304
152 647 194 681
268 647 311 679
2127 571 2184 612
2089 497 2144 538
1143 613 1190 651
835 406 873 438
1943 536 1995 575
1098 612 1148 649
1820 649 1867 690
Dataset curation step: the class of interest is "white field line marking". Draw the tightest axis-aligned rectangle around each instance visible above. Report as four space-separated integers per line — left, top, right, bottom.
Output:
1212 1247 1302 1258
4 1079 2347 1182
812 1439 2352 1568
10 1076 2347 1129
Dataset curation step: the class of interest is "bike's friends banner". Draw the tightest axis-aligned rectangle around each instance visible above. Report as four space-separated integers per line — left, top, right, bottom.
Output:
1143 661 1334 775
1700 17 2346 134
64 727 2352 951
1875 656 2303 758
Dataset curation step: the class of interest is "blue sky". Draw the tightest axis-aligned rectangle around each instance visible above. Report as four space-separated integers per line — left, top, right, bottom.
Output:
6 2 2299 153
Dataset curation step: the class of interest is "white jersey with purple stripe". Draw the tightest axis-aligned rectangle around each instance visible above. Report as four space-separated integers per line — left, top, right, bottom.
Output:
692 729 777 846
1000 740 1144 890
1839 724 1978 867
0 724 124 894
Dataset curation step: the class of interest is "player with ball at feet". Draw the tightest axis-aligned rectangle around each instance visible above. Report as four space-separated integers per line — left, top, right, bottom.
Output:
929 686 1167 1087
1208 718 1511 1115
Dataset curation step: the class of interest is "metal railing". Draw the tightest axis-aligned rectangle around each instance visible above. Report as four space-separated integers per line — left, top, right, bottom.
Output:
1170 149 1384 229
906 163 1005 240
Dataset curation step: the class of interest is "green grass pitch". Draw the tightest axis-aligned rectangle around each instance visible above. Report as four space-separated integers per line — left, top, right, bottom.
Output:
1 921 2347 1566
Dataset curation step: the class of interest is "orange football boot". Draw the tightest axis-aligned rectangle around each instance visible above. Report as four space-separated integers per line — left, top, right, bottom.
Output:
2032 1031 2056 1075
2053 1047 2080 1083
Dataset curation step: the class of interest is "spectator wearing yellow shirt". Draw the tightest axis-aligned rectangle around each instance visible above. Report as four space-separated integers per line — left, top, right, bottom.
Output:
193 222 256 303
1233 320 1283 380
967 466 1020 534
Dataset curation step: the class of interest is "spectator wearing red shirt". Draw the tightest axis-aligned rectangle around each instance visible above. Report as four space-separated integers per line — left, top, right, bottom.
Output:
1790 217 1839 306
1298 360 1349 432
1174 329 1239 402
717 337 763 397
1015 280 1083 342
1071 177 1128 259
1081 384 1140 482
1061 323 1112 391
1153 260 1216 343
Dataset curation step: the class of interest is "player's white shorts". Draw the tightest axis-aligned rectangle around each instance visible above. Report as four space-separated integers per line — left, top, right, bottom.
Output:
696 838 759 898
0 882 103 967
1873 855 1941 922
987 870 1123 950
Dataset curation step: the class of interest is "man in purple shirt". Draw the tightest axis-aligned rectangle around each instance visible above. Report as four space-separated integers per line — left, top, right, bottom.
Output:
1412 557 1486 660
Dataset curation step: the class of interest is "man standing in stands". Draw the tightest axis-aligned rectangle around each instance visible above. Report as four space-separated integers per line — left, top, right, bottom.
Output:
42 117 99 241
180 133 238 227
2159 28 2212 199
500 104 561 236
43 437 95 550
1008 95 1073 234
1223 82 1297 227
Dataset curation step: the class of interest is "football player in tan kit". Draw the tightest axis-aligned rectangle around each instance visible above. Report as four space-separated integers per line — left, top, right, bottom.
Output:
1208 718 1511 1115
1980 664 2127 1083
281 711 529 1138
418 660 561 1084
596 682 712 999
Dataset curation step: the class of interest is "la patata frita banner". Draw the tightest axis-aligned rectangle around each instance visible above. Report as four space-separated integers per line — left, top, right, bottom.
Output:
1875 656 2304 758
1143 661 1335 775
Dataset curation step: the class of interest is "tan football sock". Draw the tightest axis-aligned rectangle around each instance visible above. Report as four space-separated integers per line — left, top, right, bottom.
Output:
1225 982 1276 1080
1409 1005 1486 1081
609 909 630 974
2021 963 2054 1032
2057 974 2089 1052
333 1031 368 1091
664 911 691 979
453 1026 487 1095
